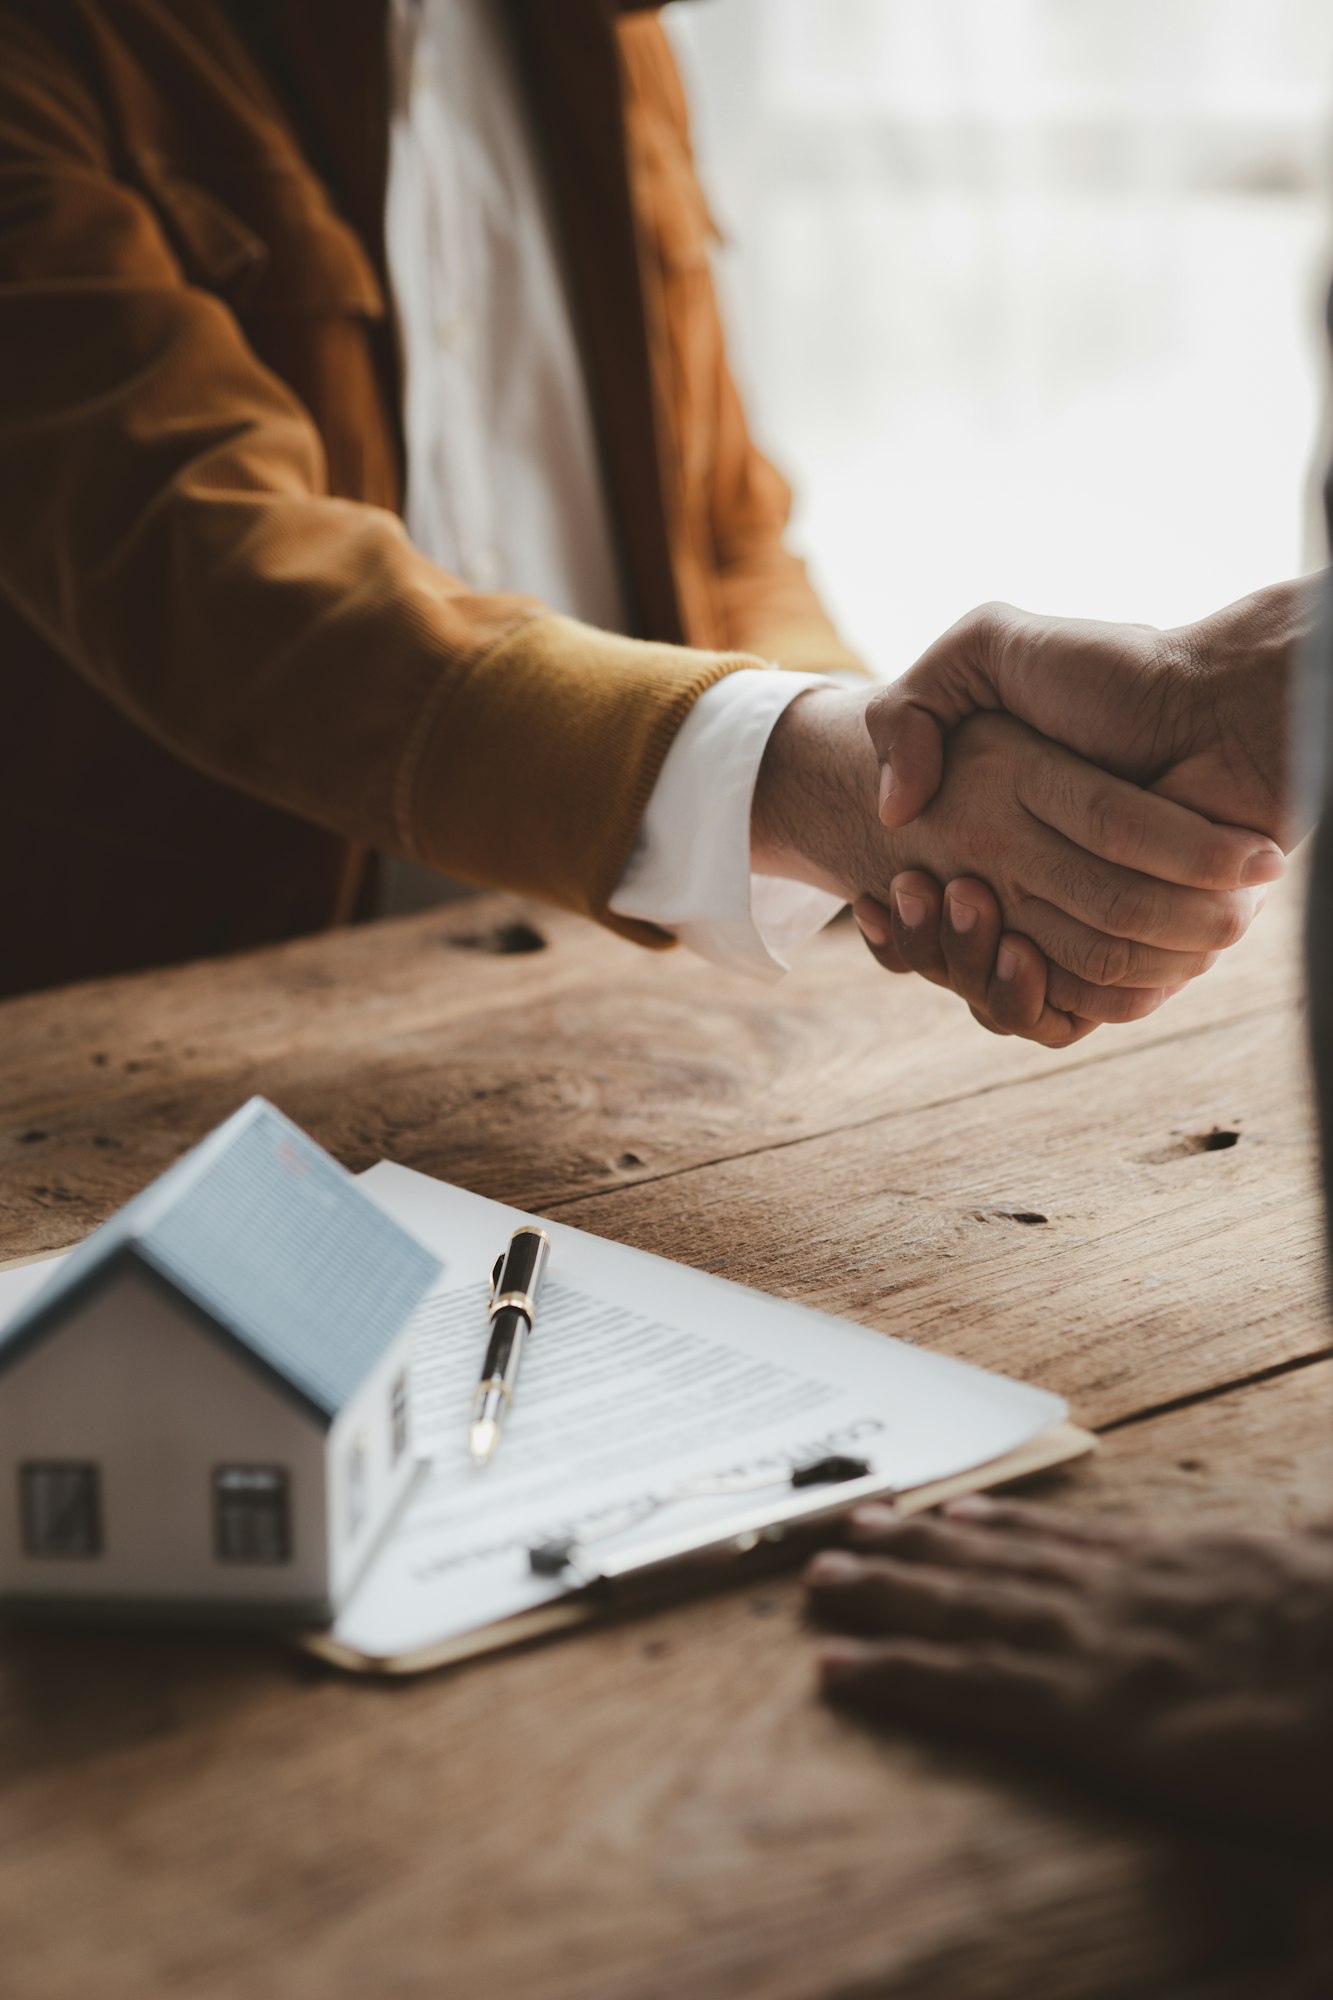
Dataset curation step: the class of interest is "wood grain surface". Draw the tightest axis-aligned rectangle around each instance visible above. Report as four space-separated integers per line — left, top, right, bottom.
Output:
0 871 1326 2000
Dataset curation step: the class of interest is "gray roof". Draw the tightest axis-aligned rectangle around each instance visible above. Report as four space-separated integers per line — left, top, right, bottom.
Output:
0 1100 441 1425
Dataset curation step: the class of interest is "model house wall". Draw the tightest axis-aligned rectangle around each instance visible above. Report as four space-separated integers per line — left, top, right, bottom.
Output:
326 1320 421 1611
0 1264 331 1615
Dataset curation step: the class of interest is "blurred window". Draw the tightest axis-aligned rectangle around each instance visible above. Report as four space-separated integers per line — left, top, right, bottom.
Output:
215 1464 290 1564
671 1 1333 671
21 1461 102 1559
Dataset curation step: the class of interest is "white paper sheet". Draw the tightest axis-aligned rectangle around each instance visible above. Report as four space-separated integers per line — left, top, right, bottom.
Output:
333 1163 1066 1663
0 1168 1067 1665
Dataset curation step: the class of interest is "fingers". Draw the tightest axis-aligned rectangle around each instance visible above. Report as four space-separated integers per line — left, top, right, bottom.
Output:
818 1634 1078 1747
1045 965 1174 1022
851 895 912 976
1001 733 1267 962
939 880 1012 1005
940 886 1060 1039
1015 895 1231 990
879 874 1017 1010
937 1494 1138 1550
867 875 1102 1048
894 878 1078 1045
886 876 948 983
1020 748 1285 895
831 1510 1101 1592
1015 825 1261 958
934 882 1106 1045
974 934 1088 1048
872 873 1004 1006
973 997 1101 1050
804 1501 1118 1757
858 857 1185 1037
860 871 1166 1039
806 1549 1083 1652
852 880 946 982
951 909 1105 1043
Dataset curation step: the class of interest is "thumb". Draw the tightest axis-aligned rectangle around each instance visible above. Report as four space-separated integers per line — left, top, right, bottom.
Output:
865 697 948 828
865 604 1014 827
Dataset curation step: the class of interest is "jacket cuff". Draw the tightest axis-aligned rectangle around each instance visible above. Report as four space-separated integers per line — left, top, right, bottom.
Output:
399 612 766 943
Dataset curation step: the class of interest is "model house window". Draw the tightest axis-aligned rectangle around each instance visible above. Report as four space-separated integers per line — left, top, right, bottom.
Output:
20 1461 102 1558
390 1371 409 1464
214 1466 290 1564
347 1437 367 1539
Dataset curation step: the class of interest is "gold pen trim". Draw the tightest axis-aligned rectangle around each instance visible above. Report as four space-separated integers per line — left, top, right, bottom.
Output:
472 1377 514 1404
489 1290 538 1319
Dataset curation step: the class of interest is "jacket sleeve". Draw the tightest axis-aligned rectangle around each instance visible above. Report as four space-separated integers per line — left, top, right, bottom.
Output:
620 17 871 683
0 16 760 945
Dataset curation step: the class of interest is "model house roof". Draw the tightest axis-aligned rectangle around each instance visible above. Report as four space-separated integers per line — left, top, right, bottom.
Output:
0 1099 441 1425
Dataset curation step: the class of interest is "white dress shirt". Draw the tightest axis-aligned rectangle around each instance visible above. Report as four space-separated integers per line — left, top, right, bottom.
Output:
384 0 845 976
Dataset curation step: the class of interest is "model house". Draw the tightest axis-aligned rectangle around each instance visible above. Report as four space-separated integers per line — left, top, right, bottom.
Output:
0 1098 441 1622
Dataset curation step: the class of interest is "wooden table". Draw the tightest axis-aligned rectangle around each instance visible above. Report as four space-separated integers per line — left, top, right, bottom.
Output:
1 875 1328 2000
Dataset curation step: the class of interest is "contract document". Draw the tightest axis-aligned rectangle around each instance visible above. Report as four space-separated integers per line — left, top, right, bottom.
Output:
323 1163 1075 1669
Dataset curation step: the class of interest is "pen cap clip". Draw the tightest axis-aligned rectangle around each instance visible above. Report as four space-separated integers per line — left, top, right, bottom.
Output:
490 1227 550 1319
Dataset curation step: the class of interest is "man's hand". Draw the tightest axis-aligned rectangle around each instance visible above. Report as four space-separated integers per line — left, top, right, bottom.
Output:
752 686 1276 1047
805 1495 1333 1841
865 577 1318 846
851 873 1111 1045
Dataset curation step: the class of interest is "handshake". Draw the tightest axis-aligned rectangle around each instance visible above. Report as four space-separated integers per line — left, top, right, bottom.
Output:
752 575 1318 1045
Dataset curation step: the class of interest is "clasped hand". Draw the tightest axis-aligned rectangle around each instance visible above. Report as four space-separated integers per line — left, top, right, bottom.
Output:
753 581 1309 1044
753 678 1283 1048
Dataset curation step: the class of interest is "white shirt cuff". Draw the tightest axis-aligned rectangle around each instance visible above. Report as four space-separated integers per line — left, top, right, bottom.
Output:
608 667 847 982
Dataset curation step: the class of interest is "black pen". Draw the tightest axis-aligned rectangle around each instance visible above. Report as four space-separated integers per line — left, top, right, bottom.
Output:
469 1226 551 1466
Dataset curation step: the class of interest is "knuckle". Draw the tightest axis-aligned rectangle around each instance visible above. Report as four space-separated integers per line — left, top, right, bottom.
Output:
1209 896 1250 949
1065 983 1128 1023
969 597 1017 640
1119 988 1166 1023
891 1518 953 1564
1045 968 1090 1015
1086 787 1146 868
1047 969 1127 1021
1079 931 1135 989
1097 876 1157 944
1032 1016 1073 1049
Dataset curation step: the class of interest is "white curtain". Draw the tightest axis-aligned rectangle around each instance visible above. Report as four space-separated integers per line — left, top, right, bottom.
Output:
670 0 1333 675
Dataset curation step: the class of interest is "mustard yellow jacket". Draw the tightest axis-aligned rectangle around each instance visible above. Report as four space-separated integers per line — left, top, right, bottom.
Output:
0 0 864 995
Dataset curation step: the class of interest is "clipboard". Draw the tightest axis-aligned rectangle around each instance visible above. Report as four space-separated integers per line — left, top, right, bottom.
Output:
301 1419 1095 1677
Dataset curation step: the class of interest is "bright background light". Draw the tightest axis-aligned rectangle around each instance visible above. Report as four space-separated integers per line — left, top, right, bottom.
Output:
670 0 1333 676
